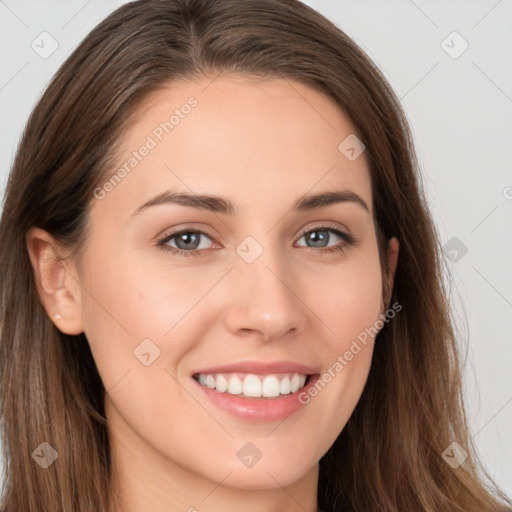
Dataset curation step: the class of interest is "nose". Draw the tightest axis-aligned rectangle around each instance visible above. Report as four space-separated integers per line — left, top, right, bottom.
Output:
223 241 308 342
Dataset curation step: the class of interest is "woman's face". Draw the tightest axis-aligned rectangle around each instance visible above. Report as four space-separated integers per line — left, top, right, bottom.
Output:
56 75 398 495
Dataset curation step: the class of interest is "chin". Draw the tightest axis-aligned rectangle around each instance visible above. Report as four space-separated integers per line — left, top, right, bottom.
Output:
216 454 314 491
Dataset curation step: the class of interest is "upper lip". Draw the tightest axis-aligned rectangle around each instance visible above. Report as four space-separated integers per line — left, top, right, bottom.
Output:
192 360 320 376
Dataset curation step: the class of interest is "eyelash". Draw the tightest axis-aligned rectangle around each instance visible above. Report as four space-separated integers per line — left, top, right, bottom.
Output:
156 223 356 258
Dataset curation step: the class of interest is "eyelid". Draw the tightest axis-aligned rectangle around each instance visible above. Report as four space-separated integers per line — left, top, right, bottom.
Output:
297 221 351 239
157 226 218 249
295 222 356 249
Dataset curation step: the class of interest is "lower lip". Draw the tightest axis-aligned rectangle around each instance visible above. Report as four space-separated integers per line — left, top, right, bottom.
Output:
193 375 319 423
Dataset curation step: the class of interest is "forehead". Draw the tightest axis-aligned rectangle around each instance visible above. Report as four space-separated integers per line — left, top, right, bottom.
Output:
94 74 372 220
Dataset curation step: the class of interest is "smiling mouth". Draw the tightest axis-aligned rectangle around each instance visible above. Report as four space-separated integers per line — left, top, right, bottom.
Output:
192 372 313 399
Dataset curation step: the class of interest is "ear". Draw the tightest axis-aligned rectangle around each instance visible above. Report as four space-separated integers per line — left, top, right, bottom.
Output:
387 236 399 288
383 236 399 311
25 227 84 335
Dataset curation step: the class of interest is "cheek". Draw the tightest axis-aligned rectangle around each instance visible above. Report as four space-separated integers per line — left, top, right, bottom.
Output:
79 243 220 400
313 249 384 352
295 251 383 448
78 245 177 387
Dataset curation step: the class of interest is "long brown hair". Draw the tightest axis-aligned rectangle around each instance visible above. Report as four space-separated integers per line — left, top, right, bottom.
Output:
1 1 510 510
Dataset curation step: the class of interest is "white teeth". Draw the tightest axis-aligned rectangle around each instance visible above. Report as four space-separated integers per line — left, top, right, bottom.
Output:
205 375 216 389
197 372 309 398
262 376 280 397
280 376 291 394
227 375 243 395
290 373 301 393
216 374 228 392
243 374 262 397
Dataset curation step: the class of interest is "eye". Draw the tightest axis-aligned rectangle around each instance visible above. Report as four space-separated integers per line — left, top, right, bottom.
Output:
295 224 356 254
157 223 356 258
157 228 216 257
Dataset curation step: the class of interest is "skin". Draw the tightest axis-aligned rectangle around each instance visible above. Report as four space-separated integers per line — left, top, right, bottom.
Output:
27 74 399 512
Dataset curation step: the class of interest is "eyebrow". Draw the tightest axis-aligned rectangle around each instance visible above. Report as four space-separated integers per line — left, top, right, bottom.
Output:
131 188 370 217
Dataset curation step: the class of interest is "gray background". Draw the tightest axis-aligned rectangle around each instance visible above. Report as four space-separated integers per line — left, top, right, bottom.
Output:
1 0 511 497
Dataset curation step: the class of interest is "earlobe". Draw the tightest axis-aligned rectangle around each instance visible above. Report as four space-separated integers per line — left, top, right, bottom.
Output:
25 227 84 335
